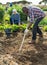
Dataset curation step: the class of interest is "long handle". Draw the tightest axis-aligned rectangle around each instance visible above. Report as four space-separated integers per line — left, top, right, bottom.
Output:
19 33 26 52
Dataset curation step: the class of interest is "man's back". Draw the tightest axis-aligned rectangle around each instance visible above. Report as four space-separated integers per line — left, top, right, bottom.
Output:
28 6 45 18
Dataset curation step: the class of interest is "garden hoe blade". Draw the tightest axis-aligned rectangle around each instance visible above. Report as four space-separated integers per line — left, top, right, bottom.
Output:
19 33 26 53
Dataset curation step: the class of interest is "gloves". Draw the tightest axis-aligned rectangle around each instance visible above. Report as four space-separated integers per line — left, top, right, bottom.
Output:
24 28 29 34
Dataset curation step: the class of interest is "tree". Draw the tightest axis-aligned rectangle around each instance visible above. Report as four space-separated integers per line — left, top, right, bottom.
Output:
39 0 47 5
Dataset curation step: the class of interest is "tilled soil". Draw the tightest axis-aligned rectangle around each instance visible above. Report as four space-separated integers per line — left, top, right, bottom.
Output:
0 32 47 65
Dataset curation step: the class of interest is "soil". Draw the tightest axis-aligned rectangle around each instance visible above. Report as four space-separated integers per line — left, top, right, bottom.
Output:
0 32 47 65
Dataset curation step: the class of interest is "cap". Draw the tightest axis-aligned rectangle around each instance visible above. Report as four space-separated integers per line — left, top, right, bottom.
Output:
12 9 17 13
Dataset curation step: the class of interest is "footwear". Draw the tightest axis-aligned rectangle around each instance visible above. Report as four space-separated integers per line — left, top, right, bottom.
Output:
28 40 36 44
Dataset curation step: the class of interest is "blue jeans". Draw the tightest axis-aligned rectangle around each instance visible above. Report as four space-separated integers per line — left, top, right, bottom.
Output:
32 17 44 40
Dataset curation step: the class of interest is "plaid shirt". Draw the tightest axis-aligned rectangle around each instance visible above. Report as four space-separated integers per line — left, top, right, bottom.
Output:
28 6 45 23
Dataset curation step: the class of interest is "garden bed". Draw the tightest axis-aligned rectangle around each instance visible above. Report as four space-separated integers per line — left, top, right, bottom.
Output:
0 32 47 65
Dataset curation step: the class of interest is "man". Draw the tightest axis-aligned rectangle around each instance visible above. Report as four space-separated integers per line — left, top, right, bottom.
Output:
10 9 20 25
22 6 46 44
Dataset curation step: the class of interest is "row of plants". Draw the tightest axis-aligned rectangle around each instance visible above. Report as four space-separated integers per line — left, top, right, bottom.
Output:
0 24 27 37
0 24 47 32
0 23 47 37
0 24 27 32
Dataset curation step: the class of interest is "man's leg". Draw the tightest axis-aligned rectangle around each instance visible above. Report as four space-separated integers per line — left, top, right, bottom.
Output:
37 26 43 36
31 17 44 43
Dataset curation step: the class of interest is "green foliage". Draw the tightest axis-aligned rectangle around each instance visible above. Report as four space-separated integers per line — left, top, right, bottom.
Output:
36 5 47 11
20 11 27 22
43 7 47 11
0 5 5 23
4 13 10 23
7 5 22 15
43 26 47 32
0 25 4 31
19 24 27 31
7 4 27 22
15 5 27 21
39 16 47 25
11 24 19 32
7 7 13 15
4 24 12 30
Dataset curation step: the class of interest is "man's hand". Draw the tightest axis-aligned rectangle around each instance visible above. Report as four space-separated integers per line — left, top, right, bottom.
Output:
24 28 29 34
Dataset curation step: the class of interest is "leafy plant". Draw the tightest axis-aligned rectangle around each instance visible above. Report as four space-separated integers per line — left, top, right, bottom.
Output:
19 24 27 31
11 24 19 32
0 25 4 31
0 6 5 23
43 26 47 32
4 13 10 23
4 24 12 30
39 16 47 26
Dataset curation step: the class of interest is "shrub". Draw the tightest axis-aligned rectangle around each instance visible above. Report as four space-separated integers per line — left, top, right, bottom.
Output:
4 24 26 32
11 24 19 32
43 8 47 11
4 24 12 30
43 26 47 32
39 16 47 26
0 5 5 23
3 13 10 23
7 7 14 15
0 25 4 31
19 24 27 32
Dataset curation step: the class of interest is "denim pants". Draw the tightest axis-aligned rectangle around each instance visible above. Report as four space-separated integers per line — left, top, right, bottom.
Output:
32 17 44 40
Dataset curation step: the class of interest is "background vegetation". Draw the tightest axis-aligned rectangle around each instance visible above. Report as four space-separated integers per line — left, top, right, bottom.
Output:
0 4 47 32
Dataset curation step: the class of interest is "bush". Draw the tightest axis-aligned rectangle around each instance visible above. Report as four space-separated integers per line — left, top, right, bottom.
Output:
0 25 4 31
42 6 47 11
7 7 13 15
39 16 47 26
4 13 10 23
11 24 19 32
43 8 47 11
0 23 34 33
0 5 5 23
43 26 47 32
19 24 27 32
4 24 12 30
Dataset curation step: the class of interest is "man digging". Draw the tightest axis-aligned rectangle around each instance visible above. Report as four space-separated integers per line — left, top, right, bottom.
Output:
22 6 46 44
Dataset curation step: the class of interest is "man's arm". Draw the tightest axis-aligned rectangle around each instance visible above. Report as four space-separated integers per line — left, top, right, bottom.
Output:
17 13 21 25
27 9 34 29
